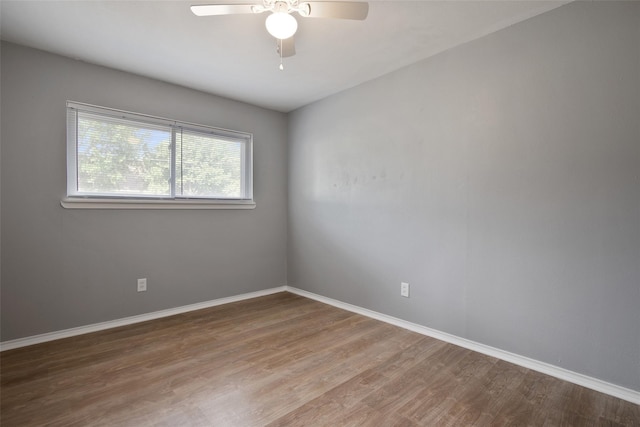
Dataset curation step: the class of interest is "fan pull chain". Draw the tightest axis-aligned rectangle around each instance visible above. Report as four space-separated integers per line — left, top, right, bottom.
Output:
279 39 284 70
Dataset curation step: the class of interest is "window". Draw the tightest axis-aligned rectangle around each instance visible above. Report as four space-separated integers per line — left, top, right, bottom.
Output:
64 101 254 209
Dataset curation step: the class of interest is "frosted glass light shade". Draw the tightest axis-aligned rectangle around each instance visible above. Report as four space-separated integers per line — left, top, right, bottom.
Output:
265 12 297 39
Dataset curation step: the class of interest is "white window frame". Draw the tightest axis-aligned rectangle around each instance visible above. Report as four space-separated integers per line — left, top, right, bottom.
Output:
62 101 255 210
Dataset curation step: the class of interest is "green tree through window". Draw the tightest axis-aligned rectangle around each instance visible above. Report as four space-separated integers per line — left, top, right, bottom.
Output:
77 114 171 195
67 102 253 202
176 131 242 198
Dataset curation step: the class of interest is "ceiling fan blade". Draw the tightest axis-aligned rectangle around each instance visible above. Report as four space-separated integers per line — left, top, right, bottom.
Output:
277 37 296 58
300 2 368 20
190 4 259 16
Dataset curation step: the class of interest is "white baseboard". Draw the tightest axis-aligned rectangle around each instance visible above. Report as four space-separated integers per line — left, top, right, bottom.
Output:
0 286 287 352
2 284 637 405
285 286 640 405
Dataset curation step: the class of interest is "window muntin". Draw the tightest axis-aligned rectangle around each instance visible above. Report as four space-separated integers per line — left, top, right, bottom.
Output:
66 102 253 203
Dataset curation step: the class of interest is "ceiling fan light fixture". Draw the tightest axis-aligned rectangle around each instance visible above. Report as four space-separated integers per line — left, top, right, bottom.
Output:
265 12 298 40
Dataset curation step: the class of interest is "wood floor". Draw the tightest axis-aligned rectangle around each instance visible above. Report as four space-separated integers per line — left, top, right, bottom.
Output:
1 293 638 426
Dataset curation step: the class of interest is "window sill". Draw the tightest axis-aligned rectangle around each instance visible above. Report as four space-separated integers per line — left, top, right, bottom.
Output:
61 197 256 210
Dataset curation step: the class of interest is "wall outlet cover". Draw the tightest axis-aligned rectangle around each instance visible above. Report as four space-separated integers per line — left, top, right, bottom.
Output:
401 282 409 298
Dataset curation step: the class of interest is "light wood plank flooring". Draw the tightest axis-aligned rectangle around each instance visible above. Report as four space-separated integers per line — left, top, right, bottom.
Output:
1 292 638 426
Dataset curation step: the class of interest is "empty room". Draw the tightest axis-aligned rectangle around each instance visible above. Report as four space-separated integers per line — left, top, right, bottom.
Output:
1 0 638 425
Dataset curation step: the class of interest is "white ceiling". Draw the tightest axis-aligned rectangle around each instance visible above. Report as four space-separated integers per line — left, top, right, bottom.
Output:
0 0 568 112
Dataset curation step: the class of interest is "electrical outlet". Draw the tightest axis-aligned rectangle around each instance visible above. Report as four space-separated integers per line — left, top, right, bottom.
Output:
401 282 409 298
137 278 147 292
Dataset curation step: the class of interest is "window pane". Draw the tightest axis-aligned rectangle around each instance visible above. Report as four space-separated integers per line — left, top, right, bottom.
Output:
67 102 253 204
176 130 243 199
76 112 171 196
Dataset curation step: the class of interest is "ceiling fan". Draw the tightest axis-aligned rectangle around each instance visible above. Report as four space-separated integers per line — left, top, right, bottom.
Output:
191 0 369 69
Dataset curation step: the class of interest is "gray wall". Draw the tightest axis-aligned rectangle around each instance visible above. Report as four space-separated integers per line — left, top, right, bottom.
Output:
2 1 639 393
288 1 640 391
1 42 288 341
